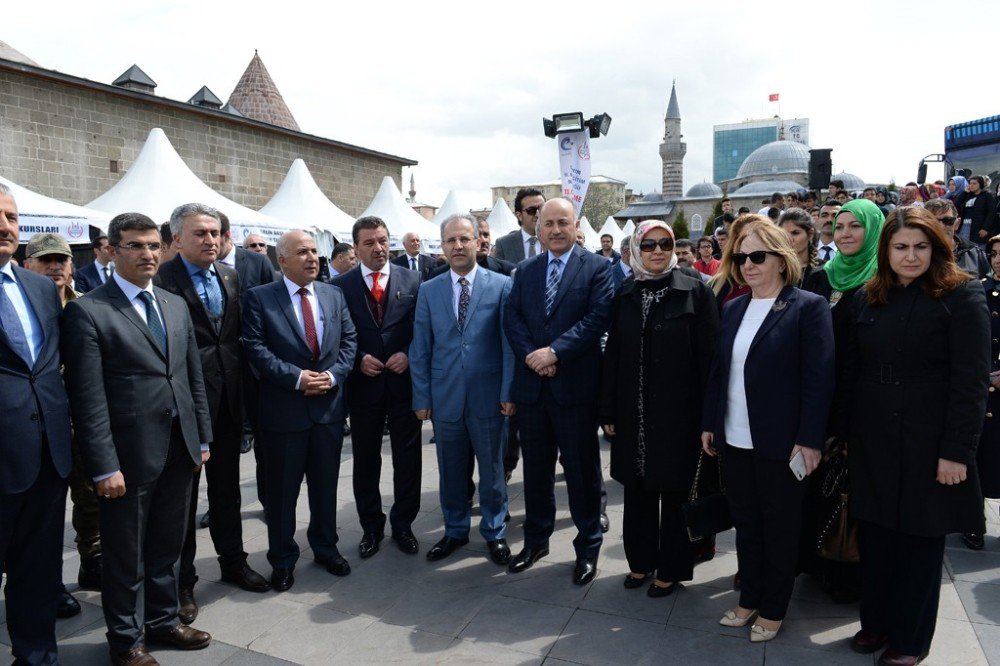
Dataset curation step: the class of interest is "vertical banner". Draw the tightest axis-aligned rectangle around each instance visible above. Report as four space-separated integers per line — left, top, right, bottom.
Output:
558 130 591 216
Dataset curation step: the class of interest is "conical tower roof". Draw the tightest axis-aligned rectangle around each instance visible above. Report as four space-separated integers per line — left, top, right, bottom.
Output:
226 51 300 131
0 39 39 67
665 81 680 119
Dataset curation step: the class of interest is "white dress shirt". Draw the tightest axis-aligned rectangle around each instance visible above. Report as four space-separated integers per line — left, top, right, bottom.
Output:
818 240 838 262
218 248 236 268
360 261 391 293
522 229 540 258
95 259 113 284
405 253 420 271
725 298 775 449
450 263 478 320
283 277 335 389
0 262 43 364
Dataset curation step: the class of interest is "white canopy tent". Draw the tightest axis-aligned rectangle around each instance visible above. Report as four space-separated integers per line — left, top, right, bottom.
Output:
258 159 355 256
430 190 466 227
358 177 441 253
484 198 519 237
0 174 111 244
579 216 601 251
622 220 636 236
87 128 295 245
598 216 625 246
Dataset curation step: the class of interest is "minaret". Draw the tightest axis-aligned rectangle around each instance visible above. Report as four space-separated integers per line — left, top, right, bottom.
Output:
658 81 686 199
408 173 416 202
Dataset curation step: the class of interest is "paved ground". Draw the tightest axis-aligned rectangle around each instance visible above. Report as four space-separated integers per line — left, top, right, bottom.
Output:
3 425 1000 665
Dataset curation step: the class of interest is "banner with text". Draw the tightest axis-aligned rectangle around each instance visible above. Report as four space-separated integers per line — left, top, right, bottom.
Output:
558 131 591 216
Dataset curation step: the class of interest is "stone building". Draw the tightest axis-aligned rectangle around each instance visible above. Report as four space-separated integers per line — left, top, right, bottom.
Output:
0 44 415 216
658 81 685 199
490 175 629 222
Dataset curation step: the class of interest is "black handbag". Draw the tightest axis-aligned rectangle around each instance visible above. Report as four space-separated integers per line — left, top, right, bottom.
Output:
682 450 733 542
816 441 860 562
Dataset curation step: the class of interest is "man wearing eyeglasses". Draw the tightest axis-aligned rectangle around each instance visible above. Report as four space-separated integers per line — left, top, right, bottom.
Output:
926 198 990 278
62 212 215 664
493 188 546 264
243 233 268 255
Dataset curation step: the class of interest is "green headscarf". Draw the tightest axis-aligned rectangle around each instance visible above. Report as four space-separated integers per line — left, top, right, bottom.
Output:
822 198 885 292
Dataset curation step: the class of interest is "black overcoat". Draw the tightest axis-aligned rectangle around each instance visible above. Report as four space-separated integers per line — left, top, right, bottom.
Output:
599 270 719 492
979 275 1000 497
845 279 989 536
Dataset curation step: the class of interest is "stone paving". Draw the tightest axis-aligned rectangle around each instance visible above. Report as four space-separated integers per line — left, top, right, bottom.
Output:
3 425 1000 665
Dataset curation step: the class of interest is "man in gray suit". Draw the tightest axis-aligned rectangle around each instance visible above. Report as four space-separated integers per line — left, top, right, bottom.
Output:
62 213 215 666
492 188 545 264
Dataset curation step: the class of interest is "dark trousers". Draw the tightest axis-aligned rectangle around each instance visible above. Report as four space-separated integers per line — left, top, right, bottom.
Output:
180 408 247 589
0 446 67 666
723 445 807 621
350 402 421 535
69 437 101 559
622 485 693 583
263 422 344 569
503 412 521 477
859 520 945 657
518 389 604 559
99 426 194 652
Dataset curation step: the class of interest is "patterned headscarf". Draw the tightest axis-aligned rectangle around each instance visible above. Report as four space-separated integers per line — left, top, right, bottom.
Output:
629 220 678 281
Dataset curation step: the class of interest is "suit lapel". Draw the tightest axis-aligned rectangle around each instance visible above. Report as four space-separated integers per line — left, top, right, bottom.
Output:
171 259 213 333
276 283 311 354
546 247 581 318
218 263 239 335
316 283 335 357
437 274 459 331
465 268 488 327
107 278 167 362
16 268 50 368
748 286 797 356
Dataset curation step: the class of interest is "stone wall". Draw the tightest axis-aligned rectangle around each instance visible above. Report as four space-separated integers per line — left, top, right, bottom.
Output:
0 65 412 216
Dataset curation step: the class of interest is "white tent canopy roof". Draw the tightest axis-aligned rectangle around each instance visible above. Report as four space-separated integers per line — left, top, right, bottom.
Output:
485 198 519 237
259 159 355 243
1 174 111 244
431 190 466 226
622 220 636 236
598 216 625 245
580 216 601 251
359 177 441 252
87 128 294 245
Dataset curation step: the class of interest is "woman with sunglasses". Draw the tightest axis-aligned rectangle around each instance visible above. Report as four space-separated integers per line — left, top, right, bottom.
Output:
701 219 834 643
600 221 719 597
842 207 988 664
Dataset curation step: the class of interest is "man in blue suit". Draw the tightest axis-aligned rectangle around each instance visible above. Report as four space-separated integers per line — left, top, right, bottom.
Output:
73 234 114 294
242 230 357 592
411 214 515 564
503 198 613 586
0 184 73 665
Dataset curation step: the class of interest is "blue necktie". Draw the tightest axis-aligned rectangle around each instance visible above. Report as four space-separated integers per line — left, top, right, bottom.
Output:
199 269 223 317
0 274 33 365
545 258 561 317
138 291 167 355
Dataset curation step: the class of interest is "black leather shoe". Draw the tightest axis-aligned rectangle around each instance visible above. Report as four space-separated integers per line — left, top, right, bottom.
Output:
315 555 351 577
177 587 197 625
198 512 210 529
427 536 469 562
271 568 294 592
78 554 103 590
146 624 211 650
877 649 924 666
392 530 419 555
487 539 512 565
623 573 648 589
57 586 81 618
963 533 985 550
239 435 253 454
508 546 548 573
600 513 610 534
851 629 889 654
647 581 678 598
358 532 384 559
573 558 598 585
110 645 158 665
221 564 271 592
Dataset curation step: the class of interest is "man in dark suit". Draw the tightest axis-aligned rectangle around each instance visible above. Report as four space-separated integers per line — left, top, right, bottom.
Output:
73 234 114 293
492 188 545 265
155 204 270 623
0 185 74 665
390 231 435 280
63 213 214 665
503 198 613 586
609 238 633 292
331 216 423 559
242 230 357 591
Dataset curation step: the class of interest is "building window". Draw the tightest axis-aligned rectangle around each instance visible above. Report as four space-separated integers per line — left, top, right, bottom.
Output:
109 160 119 173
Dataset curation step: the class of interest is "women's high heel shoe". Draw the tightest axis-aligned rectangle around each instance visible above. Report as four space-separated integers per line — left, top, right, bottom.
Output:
750 621 782 643
719 608 758 628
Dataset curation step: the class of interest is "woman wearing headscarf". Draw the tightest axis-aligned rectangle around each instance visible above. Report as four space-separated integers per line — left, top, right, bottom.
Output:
600 221 719 597
874 187 895 217
898 186 919 208
946 175 968 202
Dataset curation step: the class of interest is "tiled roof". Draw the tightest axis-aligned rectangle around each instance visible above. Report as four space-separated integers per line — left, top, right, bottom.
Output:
227 51 300 131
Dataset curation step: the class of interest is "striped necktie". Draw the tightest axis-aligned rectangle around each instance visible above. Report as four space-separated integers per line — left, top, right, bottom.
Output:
545 259 561 316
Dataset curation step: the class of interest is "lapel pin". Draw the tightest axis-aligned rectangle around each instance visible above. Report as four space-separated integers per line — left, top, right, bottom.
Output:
771 300 788 312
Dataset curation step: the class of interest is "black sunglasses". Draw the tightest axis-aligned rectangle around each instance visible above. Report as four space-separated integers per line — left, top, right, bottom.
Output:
639 238 674 252
522 206 542 216
939 216 957 225
732 250 781 266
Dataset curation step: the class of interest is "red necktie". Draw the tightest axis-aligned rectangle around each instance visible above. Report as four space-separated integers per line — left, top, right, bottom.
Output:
370 272 384 302
297 287 319 360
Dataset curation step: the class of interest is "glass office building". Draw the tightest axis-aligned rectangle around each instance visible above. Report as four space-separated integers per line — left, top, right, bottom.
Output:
713 118 809 183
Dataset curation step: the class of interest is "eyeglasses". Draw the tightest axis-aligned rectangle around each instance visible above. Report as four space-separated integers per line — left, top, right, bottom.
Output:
989 251 1000 258
732 250 781 266
116 242 162 253
246 242 266 249
938 216 957 225
522 206 542 216
638 238 674 252
443 236 476 246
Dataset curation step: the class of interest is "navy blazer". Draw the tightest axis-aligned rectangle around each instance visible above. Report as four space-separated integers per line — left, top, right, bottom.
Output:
503 243 613 405
242 279 357 432
234 246 278 301
74 261 105 294
703 285 835 460
0 266 72 493
391 252 436 281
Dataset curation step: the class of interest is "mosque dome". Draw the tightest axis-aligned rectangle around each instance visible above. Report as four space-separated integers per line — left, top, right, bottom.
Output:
685 182 723 198
830 172 866 191
730 180 808 197
736 140 811 179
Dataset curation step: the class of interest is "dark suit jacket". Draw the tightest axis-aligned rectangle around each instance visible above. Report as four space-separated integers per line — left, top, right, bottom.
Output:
391 252 435 281
234 246 278 300
331 265 419 413
702 285 835 460
74 261 106 294
242 279 357 432
428 255 516 280
154 257 242 429
503 244 613 406
62 277 213 485
493 229 530 264
0 266 72 494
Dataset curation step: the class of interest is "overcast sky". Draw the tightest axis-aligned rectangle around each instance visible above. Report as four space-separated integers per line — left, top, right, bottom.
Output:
5 0 998 212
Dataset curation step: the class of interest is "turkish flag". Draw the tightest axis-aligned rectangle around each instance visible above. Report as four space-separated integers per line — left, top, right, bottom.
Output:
769 93 780 102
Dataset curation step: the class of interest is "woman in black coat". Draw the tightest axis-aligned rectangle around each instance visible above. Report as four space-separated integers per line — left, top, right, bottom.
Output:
843 207 989 665
600 220 719 597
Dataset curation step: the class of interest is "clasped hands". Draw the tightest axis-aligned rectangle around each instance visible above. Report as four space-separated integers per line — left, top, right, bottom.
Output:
360 352 408 377
525 347 557 377
299 369 333 396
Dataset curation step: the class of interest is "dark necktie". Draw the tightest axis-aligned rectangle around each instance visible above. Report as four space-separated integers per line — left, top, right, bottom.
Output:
101 266 109 282
297 287 320 360
199 268 223 317
528 237 538 257
457 277 470 329
410 257 417 271
0 274 33 366
137 291 167 355
821 246 833 261
545 259 561 316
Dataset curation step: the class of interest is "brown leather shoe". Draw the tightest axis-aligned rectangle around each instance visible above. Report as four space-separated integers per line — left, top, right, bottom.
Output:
878 649 924 665
177 587 197 625
110 645 159 665
146 624 211 650
851 629 888 654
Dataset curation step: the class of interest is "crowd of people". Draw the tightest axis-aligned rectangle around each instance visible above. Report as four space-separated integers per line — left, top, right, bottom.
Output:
1 178 997 666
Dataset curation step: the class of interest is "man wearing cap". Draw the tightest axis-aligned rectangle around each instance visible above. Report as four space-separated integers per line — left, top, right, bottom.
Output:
73 234 114 294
